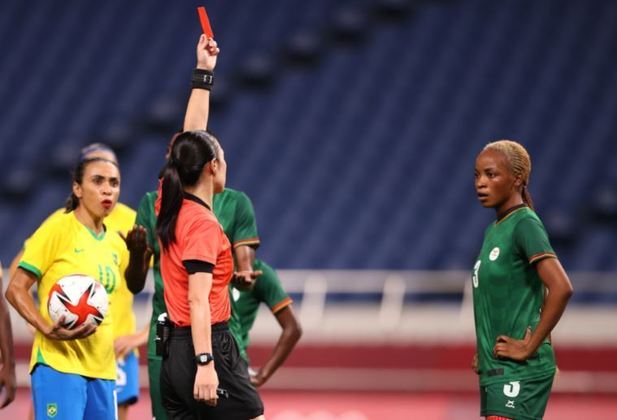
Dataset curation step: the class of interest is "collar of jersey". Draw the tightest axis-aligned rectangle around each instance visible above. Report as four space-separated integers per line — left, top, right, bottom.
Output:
494 204 527 226
71 211 107 240
85 224 107 241
184 192 212 211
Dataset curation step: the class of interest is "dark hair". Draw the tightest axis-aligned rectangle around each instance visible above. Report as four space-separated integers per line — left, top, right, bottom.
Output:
64 157 119 212
80 143 117 163
157 130 220 250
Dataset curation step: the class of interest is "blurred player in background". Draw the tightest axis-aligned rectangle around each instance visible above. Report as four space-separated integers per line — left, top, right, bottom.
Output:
216 188 302 388
472 139 573 420
0 262 16 409
9 143 144 420
5 154 131 419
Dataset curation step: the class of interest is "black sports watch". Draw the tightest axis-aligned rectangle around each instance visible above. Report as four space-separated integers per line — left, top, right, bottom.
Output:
195 352 214 366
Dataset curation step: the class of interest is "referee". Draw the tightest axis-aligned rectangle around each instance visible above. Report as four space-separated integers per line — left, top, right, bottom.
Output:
156 130 264 419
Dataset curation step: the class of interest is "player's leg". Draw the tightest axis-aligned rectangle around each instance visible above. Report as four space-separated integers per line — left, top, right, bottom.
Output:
116 352 139 420
481 374 554 420
148 356 168 420
84 376 116 420
31 364 87 419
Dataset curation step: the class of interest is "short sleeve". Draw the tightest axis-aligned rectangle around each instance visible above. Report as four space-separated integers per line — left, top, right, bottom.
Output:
231 192 260 248
20 218 62 279
182 218 221 265
513 217 557 265
255 262 292 314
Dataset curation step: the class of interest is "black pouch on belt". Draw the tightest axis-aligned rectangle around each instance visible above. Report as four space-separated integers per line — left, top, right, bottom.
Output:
155 312 171 358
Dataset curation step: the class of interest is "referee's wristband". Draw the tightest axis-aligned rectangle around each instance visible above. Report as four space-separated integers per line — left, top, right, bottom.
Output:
191 68 214 90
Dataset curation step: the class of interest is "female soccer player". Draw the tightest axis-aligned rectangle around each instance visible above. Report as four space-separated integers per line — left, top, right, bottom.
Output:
5 155 131 419
0 262 16 409
472 140 573 420
156 131 264 419
9 143 144 420
215 188 302 388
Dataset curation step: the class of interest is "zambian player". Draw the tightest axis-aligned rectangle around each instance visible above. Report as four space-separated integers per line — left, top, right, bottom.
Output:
472 140 573 420
214 189 302 387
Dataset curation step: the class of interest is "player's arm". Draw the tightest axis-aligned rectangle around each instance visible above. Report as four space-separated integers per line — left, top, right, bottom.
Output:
123 226 152 294
114 324 150 359
188 270 219 406
5 268 96 341
251 304 302 387
183 35 219 131
0 264 16 408
7 249 23 279
494 258 573 361
232 246 262 291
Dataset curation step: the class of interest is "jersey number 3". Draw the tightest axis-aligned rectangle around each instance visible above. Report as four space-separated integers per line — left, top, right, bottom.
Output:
472 260 481 288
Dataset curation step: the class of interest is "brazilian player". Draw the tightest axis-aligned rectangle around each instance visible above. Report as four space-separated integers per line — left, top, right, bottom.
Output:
473 140 573 420
0 262 16 409
5 155 129 419
9 144 143 420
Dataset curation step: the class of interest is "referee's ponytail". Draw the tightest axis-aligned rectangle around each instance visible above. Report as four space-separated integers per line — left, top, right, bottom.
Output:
157 130 220 250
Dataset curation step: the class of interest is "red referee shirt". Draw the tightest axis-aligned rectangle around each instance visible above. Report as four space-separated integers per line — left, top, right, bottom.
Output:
158 193 233 326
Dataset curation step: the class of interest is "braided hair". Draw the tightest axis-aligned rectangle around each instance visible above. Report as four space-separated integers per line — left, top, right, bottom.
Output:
483 140 533 209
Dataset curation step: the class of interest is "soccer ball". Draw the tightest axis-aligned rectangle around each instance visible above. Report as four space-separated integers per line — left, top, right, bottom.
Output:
47 274 108 329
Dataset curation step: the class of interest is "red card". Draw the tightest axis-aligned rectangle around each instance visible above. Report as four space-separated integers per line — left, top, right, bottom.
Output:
197 6 214 39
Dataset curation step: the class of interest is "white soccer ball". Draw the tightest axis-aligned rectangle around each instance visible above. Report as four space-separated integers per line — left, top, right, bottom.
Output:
47 274 108 329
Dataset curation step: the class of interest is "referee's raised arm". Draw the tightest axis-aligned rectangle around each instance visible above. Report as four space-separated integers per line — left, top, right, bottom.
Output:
184 35 219 132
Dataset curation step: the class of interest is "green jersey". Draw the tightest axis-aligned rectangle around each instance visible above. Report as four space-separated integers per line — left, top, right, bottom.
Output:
472 206 557 385
213 189 292 362
229 260 292 362
135 191 165 360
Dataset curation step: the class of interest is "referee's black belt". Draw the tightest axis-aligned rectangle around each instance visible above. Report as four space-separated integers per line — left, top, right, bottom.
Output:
169 321 228 337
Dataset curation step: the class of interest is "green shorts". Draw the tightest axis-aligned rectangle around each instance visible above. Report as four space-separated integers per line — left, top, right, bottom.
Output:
480 373 554 420
148 356 167 420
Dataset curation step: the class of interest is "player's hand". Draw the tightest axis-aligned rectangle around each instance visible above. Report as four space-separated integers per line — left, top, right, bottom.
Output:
196 35 219 71
194 364 219 406
231 270 262 291
0 364 16 408
114 333 143 359
249 368 268 387
45 316 97 341
120 226 152 257
493 327 533 361
471 352 479 374
120 226 153 266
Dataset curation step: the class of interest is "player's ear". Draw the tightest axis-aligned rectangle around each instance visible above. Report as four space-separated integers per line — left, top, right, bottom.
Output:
513 174 523 188
207 158 218 175
73 181 83 199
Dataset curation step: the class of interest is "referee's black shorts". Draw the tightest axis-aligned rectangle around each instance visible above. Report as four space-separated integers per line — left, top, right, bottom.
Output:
161 322 264 420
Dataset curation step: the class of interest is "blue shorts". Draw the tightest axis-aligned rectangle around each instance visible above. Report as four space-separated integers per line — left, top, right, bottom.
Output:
31 363 117 420
116 352 139 406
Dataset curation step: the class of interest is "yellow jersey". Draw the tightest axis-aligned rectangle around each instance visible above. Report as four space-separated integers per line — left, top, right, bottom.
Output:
26 204 138 343
100 203 137 341
20 210 127 380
